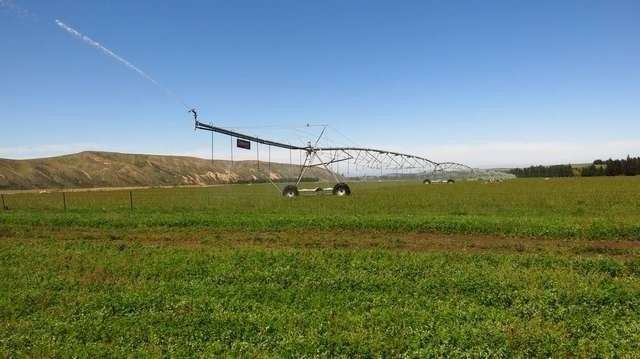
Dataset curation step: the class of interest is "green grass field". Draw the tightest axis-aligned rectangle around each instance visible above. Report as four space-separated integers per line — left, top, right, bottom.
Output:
2 177 640 356
3 177 640 239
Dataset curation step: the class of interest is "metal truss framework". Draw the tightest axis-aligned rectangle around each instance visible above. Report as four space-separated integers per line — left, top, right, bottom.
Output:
194 120 476 193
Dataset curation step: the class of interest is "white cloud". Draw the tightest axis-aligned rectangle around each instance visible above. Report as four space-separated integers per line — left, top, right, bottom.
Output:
0 143 100 159
413 140 640 168
3 139 639 169
182 139 640 169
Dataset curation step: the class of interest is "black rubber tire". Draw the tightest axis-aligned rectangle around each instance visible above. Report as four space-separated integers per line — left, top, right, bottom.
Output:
332 183 351 196
447 179 455 184
423 179 431 184
282 185 299 198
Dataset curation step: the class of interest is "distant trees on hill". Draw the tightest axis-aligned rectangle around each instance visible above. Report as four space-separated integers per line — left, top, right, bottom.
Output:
582 156 640 177
510 156 640 178
509 165 574 178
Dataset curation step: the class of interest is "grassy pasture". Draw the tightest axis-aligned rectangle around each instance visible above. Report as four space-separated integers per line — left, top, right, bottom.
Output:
2 177 640 239
1 232 640 357
1 177 640 356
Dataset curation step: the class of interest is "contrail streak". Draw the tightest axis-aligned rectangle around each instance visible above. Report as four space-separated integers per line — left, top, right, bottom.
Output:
55 19 188 108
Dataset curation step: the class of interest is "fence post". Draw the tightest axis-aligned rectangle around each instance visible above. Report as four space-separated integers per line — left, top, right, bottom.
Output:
1 194 6 210
129 191 133 211
62 192 67 211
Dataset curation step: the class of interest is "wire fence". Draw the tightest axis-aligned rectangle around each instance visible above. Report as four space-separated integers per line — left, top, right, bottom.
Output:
1 190 136 211
0 182 359 212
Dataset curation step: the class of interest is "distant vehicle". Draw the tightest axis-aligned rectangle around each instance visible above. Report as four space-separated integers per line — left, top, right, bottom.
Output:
423 178 455 184
423 170 457 184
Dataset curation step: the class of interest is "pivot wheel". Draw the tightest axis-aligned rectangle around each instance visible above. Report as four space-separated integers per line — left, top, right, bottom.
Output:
282 185 299 198
423 179 431 184
447 179 455 184
332 183 351 196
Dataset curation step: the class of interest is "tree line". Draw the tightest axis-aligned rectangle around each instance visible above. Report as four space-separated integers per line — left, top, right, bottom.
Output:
509 156 640 178
509 165 574 178
582 156 640 177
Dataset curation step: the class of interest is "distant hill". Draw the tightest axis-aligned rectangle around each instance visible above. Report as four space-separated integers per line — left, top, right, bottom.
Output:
0 151 334 190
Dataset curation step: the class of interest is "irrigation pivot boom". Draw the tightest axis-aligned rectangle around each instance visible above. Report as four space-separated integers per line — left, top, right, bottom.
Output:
54 19 485 194
194 118 474 197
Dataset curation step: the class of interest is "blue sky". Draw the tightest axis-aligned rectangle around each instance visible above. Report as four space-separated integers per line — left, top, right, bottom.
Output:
1 0 639 167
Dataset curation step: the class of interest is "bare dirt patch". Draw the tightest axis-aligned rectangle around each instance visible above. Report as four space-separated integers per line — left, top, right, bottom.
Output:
8 227 640 258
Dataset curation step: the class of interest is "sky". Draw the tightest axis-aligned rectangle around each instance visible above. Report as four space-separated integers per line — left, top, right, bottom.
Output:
1 0 639 168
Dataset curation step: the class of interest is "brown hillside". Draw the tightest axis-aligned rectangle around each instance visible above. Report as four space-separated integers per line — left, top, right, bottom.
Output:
0 151 334 190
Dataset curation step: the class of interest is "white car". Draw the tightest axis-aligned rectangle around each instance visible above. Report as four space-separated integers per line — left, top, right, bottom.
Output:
423 178 455 184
